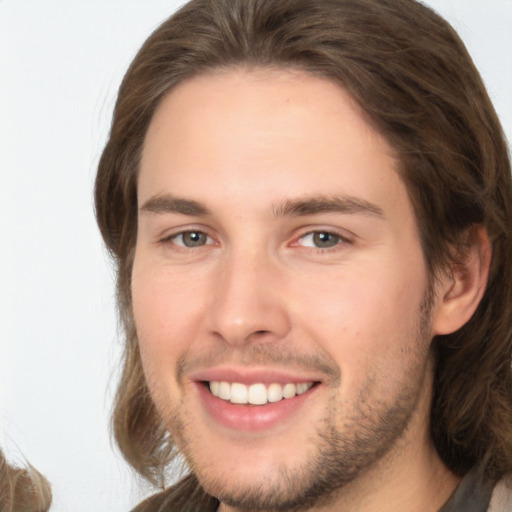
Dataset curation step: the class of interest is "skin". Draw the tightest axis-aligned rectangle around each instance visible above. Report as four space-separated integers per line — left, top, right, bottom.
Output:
132 69 487 511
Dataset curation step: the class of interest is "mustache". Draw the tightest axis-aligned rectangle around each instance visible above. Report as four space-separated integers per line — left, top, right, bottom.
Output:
176 344 341 385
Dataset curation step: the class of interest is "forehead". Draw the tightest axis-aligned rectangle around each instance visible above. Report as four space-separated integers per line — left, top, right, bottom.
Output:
142 68 388 166
138 68 408 221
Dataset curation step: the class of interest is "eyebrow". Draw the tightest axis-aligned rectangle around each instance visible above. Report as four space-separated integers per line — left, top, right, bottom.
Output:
140 195 211 216
140 193 384 219
273 195 385 218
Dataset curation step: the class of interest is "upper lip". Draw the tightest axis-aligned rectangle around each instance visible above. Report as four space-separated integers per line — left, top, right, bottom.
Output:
188 366 323 386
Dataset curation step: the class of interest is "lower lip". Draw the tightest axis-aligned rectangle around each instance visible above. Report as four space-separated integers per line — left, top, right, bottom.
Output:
196 383 319 432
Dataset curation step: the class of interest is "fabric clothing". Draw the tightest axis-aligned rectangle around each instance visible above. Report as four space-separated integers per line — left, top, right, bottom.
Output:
439 465 496 512
439 465 512 512
488 474 512 512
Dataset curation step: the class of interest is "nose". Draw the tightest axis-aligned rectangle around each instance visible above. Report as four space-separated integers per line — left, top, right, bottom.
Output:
207 248 291 346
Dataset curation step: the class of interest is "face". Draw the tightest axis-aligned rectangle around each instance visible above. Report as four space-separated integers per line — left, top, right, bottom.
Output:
133 69 438 510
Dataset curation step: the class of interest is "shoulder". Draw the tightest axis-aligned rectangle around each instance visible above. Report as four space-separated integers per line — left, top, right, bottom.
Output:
131 489 169 512
488 474 512 512
129 474 219 512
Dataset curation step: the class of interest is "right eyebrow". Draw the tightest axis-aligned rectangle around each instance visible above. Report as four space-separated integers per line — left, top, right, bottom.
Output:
139 194 211 216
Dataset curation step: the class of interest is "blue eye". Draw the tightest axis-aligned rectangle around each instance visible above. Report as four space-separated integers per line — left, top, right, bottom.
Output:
173 231 211 247
300 231 343 249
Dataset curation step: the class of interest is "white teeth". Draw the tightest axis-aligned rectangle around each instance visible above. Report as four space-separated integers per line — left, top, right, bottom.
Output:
218 381 231 400
230 382 248 404
208 381 314 405
210 381 220 396
267 383 283 403
296 383 309 394
282 383 296 399
248 383 267 405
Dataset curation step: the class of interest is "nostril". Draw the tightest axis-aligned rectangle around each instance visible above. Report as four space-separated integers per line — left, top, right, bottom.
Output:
251 330 273 339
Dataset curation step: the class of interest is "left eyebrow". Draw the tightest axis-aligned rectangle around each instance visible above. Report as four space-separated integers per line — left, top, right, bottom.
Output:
272 195 385 218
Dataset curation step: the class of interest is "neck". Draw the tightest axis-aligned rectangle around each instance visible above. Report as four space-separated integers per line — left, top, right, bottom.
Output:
337 439 460 512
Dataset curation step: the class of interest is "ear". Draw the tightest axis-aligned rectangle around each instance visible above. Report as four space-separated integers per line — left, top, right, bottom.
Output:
432 226 492 336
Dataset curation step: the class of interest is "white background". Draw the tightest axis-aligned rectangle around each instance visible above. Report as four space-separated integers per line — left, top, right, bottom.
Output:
0 1 510 511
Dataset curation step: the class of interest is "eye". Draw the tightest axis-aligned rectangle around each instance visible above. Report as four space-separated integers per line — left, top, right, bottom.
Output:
171 231 213 248
298 231 344 249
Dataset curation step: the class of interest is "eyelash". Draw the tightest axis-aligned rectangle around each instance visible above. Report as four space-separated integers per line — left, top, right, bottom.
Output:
294 230 351 251
159 230 215 249
158 228 351 252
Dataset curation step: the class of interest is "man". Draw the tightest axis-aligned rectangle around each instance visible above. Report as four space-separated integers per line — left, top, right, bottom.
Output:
94 0 512 510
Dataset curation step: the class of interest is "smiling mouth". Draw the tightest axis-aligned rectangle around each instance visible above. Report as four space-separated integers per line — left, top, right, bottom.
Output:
208 381 315 405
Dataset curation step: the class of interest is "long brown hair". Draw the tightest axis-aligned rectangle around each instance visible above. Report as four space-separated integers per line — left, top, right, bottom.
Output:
0 450 52 512
95 0 512 493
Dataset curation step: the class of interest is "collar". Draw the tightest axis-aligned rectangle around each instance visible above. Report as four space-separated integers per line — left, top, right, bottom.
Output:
438 465 496 512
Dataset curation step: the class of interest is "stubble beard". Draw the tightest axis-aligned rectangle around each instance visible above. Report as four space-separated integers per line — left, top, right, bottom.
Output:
163 297 434 512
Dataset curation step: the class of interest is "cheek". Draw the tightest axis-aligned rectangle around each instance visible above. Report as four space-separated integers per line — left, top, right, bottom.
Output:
131 257 206 380
291 258 429 387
